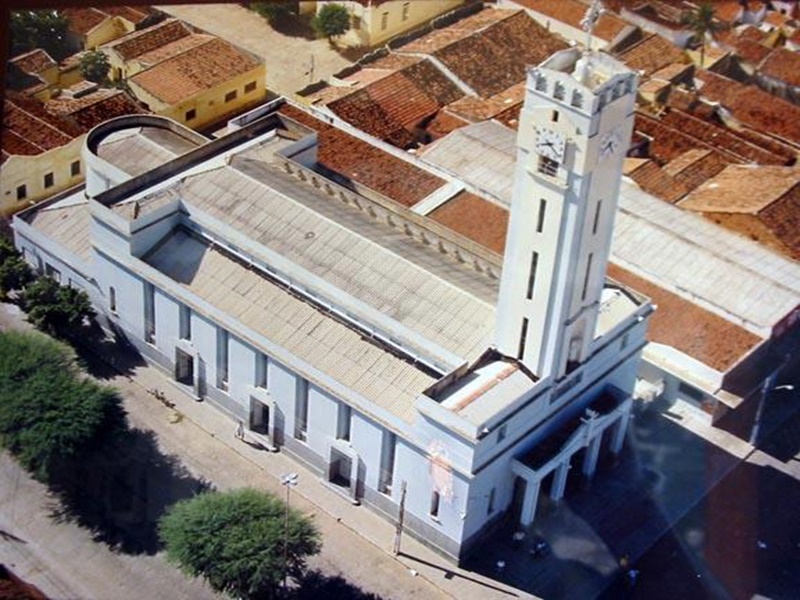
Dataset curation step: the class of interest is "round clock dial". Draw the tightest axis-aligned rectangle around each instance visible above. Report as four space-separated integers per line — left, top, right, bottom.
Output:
535 127 566 161
599 128 623 160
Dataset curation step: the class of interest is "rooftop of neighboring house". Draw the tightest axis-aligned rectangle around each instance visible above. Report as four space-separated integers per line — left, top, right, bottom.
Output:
9 49 57 77
45 86 144 131
758 47 800 87
623 158 689 203
618 0 691 31
102 18 191 61
129 37 261 105
1 92 83 166
445 82 525 125
662 148 731 190
696 70 800 145
614 32 688 76
396 8 569 98
132 33 215 69
63 5 155 36
506 0 632 42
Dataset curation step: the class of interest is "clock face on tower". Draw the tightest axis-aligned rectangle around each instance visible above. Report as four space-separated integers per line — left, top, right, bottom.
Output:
599 127 623 161
535 127 566 162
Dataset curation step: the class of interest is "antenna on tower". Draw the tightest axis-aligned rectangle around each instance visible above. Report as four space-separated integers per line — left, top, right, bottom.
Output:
580 0 604 54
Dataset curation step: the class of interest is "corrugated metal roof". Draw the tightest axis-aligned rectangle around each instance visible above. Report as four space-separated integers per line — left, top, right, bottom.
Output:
27 194 92 262
147 229 436 423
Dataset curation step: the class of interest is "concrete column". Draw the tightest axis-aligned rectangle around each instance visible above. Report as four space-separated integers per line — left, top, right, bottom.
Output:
520 478 541 526
611 410 630 454
550 462 570 502
582 434 602 478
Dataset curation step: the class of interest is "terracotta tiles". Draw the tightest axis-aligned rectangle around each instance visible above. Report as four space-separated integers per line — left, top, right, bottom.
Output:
734 38 773 65
105 19 191 61
46 89 143 131
626 159 689 203
10 49 56 76
606 263 761 372
759 47 800 88
400 8 512 55
446 82 525 123
696 70 800 145
432 11 568 97
2 93 82 164
133 33 215 68
130 38 260 105
428 192 508 255
102 5 153 24
509 0 631 41
278 104 445 208
663 149 730 191
616 33 687 76
424 110 470 140
63 7 109 35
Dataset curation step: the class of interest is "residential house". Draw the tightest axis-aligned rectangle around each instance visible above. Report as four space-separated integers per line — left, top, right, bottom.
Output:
755 47 800 104
62 5 158 51
8 49 59 100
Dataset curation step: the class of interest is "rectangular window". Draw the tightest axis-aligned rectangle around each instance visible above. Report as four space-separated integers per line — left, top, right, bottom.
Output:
402 2 410 21
185 108 196 121
217 329 229 391
70 160 81 177
224 90 237 103
497 424 507 443
487 488 496 515
537 155 559 177
144 282 155 344
430 491 440 518
536 199 547 233
244 81 257 94
45 264 61 282
337 403 351 441
517 318 529 360
109 286 117 313
581 253 594 301
621 332 629 350
255 353 268 389
526 251 539 300
43 172 54 188
381 11 388 30
679 381 705 402
16 185 27 201
179 305 191 340
378 431 396 494
592 200 602 235
294 380 309 441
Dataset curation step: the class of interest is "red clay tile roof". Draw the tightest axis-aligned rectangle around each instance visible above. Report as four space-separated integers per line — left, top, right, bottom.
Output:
63 7 109 36
10 49 56 76
696 70 800 146
324 59 464 148
509 0 631 41
105 19 191 61
734 37 774 65
626 159 689 202
400 8 514 55
607 263 762 371
616 33 688 76
133 33 215 68
2 93 82 164
428 191 508 254
101 5 153 24
46 89 143 131
446 82 525 124
278 104 446 208
663 148 731 191
430 11 569 98
758 47 800 88
424 110 470 141
130 38 261 105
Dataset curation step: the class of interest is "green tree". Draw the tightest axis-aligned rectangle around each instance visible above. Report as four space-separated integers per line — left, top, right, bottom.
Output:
23 276 95 338
0 256 34 300
681 2 723 68
79 50 111 84
159 488 321 599
10 10 71 61
250 1 299 24
0 330 126 481
312 3 351 43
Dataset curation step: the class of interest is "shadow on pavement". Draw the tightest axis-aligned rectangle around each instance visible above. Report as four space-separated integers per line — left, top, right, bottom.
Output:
48 427 212 555
71 319 146 381
291 569 385 599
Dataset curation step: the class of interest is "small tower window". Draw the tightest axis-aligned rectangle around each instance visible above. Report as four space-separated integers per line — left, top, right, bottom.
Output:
592 200 603 235
551 109 559 122
517 318 529 360
554 82 565 100
536 199 547 232
571 90 583 108
430 491 441 518
581 253 594 301
526 251 539 299
535 75 547 92
537 155 559 177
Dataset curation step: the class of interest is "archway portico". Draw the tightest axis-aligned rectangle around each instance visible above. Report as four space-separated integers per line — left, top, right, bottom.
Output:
510 387 632 527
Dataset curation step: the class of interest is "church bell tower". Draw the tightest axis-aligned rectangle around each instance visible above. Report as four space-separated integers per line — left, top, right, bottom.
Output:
495 51 637 381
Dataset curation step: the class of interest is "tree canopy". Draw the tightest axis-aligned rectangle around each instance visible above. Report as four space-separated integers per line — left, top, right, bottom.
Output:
159 488 321 599
312 3 351 42
10 10 71 61
250 1 299 24
0 238 33 300
80 50 111 84
681 2 723 67
0 330 126 481
23 276 95 338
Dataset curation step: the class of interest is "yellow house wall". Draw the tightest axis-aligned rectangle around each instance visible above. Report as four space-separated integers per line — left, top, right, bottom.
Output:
330 0 464 47
57 64 84 88
0 136 85 216
85 17 133 50
102 49 130 81
127 64 267 130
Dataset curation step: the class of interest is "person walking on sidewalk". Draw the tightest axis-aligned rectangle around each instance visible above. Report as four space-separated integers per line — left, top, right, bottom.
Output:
236 420 245 441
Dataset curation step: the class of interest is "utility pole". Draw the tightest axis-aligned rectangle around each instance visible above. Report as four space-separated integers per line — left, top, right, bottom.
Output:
281 472 299 591
393 480 407 555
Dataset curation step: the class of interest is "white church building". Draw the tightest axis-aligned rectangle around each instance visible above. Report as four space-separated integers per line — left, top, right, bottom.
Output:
14 50 652 562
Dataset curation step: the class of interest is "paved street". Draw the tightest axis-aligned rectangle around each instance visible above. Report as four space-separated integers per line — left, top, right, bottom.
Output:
156 3 357 98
